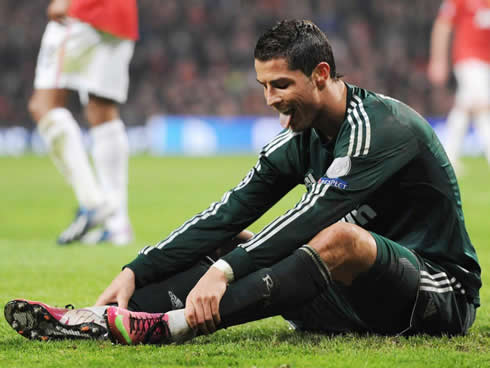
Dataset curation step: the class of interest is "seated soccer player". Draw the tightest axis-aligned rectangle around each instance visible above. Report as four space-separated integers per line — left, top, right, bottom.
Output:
5 19 480 344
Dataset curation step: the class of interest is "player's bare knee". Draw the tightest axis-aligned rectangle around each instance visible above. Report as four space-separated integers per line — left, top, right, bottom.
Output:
28 90 67 122
86 95 119 126
28 94 46 122
309 222 376 282
309 223 355 263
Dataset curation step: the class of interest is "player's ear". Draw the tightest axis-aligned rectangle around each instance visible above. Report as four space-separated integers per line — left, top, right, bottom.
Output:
312 62 330 89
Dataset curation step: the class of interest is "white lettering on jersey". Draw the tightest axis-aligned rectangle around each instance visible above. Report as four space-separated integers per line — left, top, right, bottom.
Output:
339 204 377 226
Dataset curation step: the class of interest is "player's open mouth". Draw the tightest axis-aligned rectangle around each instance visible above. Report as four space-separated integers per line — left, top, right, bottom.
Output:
279 109 295 129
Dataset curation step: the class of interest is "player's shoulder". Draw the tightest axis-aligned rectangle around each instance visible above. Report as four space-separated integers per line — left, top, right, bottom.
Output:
258 129 303 159
346 84 395 118
335 85 428 158
350 85 426 128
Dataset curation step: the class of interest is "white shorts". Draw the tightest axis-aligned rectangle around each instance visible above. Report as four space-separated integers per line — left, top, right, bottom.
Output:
34 18 135 104
454 59 490 108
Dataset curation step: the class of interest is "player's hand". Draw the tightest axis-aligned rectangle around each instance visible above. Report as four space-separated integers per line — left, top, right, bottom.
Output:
95 267 136 309
47 0 70 23
185 267 228 334
427 59 449 87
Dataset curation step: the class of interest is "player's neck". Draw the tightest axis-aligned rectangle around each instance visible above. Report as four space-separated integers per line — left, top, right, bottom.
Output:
313 80 347 140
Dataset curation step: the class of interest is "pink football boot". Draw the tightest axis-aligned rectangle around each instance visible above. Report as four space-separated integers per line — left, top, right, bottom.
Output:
4 299 107 341
105 306 171 345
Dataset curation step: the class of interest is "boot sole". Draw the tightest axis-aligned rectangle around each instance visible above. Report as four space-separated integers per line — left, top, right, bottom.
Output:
4 300 107 341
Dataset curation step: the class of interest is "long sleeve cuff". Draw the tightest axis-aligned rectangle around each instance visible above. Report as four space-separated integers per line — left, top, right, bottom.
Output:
124 254 159 288
221 247 256 280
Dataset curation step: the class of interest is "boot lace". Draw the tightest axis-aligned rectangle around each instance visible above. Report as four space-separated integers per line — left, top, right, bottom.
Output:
129 313 171 344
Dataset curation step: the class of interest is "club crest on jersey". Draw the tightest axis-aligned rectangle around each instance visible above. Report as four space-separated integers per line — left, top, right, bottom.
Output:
326 156 351 178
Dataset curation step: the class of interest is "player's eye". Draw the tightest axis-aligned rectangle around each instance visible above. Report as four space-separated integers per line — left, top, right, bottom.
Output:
273 81 290 89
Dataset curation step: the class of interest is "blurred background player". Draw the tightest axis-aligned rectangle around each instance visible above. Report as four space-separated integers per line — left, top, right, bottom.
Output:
428 0 490 172
28 0 138 245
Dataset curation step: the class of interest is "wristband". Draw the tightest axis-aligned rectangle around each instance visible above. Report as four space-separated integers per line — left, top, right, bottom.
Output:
211 259 235 283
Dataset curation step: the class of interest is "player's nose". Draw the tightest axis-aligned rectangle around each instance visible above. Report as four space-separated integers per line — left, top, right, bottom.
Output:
265 88 281 107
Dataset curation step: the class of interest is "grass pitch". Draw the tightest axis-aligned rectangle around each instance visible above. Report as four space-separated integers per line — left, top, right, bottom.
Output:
0 155 488 367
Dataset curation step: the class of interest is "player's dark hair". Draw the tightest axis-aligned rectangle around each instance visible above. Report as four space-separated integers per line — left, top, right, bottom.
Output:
254 19 341 79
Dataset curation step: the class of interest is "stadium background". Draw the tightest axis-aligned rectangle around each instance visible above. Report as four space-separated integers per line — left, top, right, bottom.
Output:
0 2 488 365
0 0 485 156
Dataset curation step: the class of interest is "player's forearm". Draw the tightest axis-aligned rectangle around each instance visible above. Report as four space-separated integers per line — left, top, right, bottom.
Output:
221 188 357 280
429 18 453 63
125 223 250 287
125 185 280 287
127 147 296 286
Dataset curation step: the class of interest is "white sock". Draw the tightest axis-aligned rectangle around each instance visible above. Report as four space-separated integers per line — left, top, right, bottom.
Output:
60 305 108 328
84 305 109 318
166 309 196 342
90 119 130 232
444 107 470 168
474 110 490 164
38 108 103 209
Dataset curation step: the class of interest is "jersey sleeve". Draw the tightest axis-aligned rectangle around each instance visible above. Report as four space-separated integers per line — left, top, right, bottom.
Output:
126 130 301 287
221 95 421 279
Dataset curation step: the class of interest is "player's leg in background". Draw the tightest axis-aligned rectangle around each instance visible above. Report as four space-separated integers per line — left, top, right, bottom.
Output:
474 105 490 164
84 95 132 246
443 105 470 172
29 89 112 244
444 62 472 173
470 61 490 165
31 20 111 244
29 88 105 229
80 31 135 246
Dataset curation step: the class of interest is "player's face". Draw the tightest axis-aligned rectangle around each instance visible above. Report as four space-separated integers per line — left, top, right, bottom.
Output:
255 58 320 132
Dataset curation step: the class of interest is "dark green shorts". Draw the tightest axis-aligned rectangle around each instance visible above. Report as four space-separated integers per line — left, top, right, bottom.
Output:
285 232 475 336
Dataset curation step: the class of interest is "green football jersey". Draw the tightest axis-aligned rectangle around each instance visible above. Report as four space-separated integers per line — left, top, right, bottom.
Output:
128 84 481 306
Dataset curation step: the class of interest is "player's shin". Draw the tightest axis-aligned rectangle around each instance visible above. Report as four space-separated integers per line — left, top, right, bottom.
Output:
474 110 490 164
38 107 103 208
218 245 331 327
90 119 132 244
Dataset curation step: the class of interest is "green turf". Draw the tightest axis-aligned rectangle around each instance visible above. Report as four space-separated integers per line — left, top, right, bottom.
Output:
0 155 488 367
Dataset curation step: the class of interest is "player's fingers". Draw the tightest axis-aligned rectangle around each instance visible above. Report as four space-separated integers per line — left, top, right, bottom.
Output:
211 295 221 327
94 287 116 306
203 299 216 333
194 298 209 335
185 300 197 329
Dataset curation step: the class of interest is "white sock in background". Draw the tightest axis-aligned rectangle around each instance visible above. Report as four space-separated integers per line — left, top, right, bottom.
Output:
91 119 132 242
444 107 470 171
474 110 490 164
38 107 103 209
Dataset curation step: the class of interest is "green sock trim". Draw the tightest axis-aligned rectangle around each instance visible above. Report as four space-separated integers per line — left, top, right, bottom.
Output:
115 315 132 344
